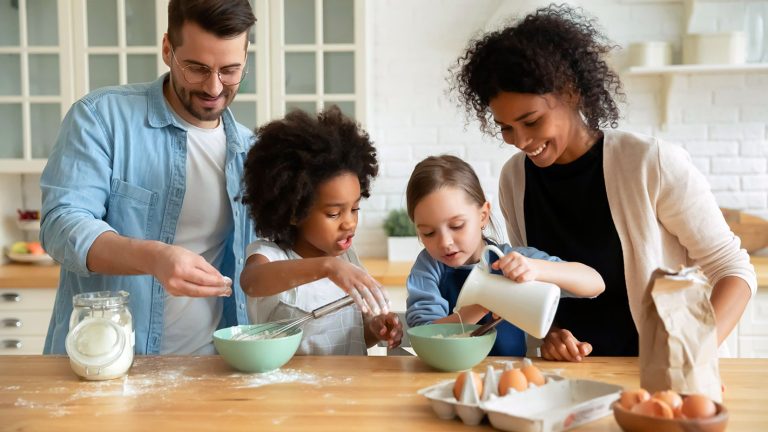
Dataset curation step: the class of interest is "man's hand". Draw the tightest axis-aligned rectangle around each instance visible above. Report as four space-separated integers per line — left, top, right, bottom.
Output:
151 243 232 297
541 327 592 362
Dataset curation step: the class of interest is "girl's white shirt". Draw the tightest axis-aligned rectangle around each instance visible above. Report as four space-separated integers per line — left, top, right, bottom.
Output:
245 240 367 355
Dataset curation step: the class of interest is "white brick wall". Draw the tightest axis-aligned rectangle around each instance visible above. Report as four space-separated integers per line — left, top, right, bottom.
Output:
2 1 766 259
356 0 768 257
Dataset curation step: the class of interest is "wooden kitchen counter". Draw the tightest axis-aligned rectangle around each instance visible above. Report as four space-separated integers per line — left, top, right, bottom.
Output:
0 259 413 289
2 355 766 431
0 263 60 288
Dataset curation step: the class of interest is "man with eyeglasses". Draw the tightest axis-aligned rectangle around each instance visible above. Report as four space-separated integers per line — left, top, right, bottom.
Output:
40 0 257 356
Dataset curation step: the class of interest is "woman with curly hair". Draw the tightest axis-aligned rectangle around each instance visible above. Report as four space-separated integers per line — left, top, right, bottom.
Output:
240 106 402 355
451 5 754 360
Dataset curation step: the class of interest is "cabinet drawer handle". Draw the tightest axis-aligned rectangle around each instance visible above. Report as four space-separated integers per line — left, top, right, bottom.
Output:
2 318 22 328
2 339 22 349
2 293 21 302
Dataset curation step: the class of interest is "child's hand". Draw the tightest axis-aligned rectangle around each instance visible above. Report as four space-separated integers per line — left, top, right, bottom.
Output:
492 251 540 282
541 327 592 362
326 259 390 315
367 312 403 349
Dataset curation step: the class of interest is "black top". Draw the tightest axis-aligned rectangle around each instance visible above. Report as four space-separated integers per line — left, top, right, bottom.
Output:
523 136 638 356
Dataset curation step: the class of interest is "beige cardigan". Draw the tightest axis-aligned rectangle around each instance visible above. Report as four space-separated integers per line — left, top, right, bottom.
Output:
498 129 756 332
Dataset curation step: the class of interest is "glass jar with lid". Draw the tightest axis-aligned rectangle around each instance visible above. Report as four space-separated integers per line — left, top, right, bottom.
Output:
65 291 135 380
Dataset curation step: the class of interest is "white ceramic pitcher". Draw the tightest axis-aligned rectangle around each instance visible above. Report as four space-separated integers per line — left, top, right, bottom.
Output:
454 245 560 339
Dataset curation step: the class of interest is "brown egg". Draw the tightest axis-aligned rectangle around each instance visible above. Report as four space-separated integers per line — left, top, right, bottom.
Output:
453 371 483 400
652 390 683 410
673 407 686 419
680 394 717 419
631 398 675 419
498 368 528 396
520 364 546 387
619 388 651 410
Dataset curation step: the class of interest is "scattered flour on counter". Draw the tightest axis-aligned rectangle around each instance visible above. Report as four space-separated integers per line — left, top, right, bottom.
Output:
233 368 320 388
15 398 69 417
11 365 347 416
69 367 201 400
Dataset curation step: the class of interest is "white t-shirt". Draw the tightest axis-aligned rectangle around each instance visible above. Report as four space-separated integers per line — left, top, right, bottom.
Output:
246 240 367 356
161 111 232 355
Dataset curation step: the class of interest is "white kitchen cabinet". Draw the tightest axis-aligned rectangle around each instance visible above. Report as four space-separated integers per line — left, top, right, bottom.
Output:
271 0 365 121
737 288 768 357
0 287 56 355
0 0 72 173
0 0 365 174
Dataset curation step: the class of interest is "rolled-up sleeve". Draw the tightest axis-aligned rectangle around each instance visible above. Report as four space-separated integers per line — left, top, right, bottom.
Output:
40 99 116 276
656 144 756 297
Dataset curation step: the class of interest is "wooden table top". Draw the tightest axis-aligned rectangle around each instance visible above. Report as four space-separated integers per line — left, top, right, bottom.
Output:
2 355 766 431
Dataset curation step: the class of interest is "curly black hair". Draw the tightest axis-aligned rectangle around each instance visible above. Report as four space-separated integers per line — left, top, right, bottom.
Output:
243 106 378 249
450 4 624 134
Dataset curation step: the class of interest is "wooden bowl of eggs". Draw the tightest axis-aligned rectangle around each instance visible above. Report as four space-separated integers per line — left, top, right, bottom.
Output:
613 388 728 432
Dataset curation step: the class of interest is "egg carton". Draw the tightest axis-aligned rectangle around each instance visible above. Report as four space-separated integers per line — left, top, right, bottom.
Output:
418 361 623 432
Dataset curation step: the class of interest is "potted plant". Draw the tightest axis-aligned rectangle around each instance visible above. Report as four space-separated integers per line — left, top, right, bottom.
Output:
383 209 421 262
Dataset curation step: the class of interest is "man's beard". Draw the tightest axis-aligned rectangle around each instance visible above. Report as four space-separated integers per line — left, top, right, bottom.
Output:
172 78 234 122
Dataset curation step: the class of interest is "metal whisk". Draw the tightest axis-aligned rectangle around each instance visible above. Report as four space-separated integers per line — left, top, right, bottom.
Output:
233 295 355 341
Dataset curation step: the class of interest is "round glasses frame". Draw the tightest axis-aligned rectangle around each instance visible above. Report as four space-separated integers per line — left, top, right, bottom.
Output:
170 48 248 86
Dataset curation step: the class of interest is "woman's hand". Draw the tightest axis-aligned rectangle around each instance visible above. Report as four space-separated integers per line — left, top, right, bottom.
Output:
325 259 390 315
541 327 592 362
367 312 403 349
492 251 540 282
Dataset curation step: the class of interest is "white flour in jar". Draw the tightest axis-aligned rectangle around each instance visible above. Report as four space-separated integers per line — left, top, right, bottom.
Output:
68 317 135 381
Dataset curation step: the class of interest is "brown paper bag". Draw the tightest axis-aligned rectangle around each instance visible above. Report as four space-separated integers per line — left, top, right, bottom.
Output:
639 267 721 402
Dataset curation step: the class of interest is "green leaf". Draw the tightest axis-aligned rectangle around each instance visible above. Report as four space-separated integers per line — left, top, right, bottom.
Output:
383 209 417 237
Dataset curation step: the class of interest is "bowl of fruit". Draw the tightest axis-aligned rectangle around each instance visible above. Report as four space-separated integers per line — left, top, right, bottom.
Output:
7 241 54 264
17 209 41 231
613 388 728 432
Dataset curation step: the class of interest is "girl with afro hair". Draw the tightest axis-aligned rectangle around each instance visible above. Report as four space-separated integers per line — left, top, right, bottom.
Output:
451 4 754 361
240 106 402 355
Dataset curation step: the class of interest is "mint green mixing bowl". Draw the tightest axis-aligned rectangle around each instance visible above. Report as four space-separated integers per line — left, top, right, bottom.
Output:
213 324 302 373
407 323 496 372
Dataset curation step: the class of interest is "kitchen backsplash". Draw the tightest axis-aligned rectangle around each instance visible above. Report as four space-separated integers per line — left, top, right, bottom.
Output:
1 0 766 259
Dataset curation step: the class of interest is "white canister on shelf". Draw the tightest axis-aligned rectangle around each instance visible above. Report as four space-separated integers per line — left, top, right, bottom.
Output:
683 32 747 65
628 41 672 68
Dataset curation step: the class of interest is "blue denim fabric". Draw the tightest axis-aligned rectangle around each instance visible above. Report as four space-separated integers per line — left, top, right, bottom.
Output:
40 73 255 354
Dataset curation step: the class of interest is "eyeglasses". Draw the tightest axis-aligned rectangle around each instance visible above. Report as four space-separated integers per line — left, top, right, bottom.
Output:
170 48 248 86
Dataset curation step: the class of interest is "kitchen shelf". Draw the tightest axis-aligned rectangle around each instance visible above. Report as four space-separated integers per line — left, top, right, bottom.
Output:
623 63 768 127
626 63 768 76
0 160 47 174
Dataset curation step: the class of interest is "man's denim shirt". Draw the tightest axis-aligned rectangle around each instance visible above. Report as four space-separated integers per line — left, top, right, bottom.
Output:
40 73 255 354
